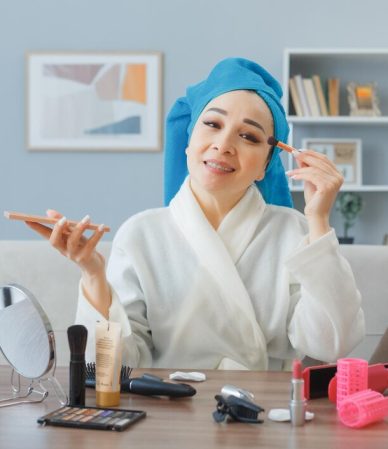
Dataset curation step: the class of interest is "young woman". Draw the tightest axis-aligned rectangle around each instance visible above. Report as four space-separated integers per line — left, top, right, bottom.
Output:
27 58 364 370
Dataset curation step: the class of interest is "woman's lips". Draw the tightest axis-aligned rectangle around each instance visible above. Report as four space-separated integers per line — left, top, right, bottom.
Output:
204 160 235 173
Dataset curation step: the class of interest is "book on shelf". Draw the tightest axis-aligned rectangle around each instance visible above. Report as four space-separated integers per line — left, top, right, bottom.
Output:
293 74 311 116
289 75 332 117
288 78 303 116
312 75 328 116
303 78 321 116
328 78 340 116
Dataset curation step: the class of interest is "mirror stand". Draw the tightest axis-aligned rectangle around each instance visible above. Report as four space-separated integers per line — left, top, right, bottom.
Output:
0 358 67 408
0 369 48 407
0 284 68 408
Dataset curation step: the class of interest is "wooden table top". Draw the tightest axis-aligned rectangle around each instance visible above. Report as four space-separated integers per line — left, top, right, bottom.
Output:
0 366 387 449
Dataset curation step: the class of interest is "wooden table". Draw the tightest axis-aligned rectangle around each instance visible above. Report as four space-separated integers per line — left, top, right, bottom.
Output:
0 366 387 448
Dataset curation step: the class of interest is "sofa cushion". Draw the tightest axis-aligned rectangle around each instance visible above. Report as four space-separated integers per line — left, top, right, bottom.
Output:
339 244 388 335
0 240 387 366
0 240 111 366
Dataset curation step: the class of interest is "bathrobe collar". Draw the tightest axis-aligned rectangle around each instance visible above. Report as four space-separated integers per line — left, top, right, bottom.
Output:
169 177 268 369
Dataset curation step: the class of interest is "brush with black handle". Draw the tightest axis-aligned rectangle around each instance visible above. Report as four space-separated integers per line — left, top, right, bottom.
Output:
85 363 196 398
67 325 88 406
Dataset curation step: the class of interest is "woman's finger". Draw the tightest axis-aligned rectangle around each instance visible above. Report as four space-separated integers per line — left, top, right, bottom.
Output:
46 209 63 219
66 215 92 256
49 216 69 253
288 167 343 192
25 221 53 240
76 225 106 265
289 164 344 186
294 150 337 175
292 154 343 185
289 164 342 181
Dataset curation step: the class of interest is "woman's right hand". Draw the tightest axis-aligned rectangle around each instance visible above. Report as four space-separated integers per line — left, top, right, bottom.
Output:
25 209 106 277
26 210 112 317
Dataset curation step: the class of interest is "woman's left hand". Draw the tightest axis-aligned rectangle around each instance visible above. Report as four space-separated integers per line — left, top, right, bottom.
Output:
286 149 344 221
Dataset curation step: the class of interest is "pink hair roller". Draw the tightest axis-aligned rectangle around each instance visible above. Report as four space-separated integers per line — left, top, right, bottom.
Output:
338 389 388 428
336 358 368 409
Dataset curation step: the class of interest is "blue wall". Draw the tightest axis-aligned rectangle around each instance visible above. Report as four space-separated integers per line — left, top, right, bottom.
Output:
2 0 388 242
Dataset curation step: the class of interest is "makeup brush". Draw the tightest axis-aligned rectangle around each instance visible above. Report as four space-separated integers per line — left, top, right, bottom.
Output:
67 325 88 406
267 136 298 154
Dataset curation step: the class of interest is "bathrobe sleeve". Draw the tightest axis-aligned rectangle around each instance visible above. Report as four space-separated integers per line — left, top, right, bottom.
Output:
75 241 153 368
285 229 365 362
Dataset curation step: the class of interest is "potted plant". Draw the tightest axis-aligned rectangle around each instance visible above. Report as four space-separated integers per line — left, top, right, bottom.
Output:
336 192 363 244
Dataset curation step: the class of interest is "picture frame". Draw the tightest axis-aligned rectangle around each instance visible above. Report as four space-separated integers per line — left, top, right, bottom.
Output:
299 138 362 187
347 82 381 117
26 52 163 151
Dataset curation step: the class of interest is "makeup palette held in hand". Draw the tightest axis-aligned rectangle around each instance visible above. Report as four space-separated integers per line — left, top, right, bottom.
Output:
37 405 146 431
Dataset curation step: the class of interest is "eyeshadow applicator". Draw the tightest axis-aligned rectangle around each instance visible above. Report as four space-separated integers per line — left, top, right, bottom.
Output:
267 136 299 154
67 325 88 406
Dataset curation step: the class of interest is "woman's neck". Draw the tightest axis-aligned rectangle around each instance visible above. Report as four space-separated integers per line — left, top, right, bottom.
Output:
189 179 246 230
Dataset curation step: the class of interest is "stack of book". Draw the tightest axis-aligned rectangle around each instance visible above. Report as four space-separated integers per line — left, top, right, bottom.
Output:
289 75 339 117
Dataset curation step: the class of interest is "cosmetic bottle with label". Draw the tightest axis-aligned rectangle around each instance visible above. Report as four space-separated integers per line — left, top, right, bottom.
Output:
95 321 122 407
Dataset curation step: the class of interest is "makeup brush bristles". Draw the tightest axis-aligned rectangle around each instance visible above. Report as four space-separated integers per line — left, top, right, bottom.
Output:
67 324 88 356
267 136 278 147
267 136 295 154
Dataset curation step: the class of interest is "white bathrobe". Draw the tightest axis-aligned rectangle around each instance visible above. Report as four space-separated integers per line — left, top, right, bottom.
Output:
76 179 365 370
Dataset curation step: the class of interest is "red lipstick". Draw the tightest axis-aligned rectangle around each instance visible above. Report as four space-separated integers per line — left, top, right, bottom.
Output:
290 359 307 426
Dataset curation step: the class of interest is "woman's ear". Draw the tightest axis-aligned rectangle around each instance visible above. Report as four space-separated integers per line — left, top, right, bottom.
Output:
255 171 265 182
255 157 271 181
256 147 273 180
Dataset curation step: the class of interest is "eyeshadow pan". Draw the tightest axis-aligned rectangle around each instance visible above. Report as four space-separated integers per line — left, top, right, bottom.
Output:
80 415 94 422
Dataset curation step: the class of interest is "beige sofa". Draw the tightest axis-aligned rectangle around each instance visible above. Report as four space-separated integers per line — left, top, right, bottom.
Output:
0 240 387 366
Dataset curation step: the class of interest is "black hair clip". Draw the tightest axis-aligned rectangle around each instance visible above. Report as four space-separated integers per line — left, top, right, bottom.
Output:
213 394 265 424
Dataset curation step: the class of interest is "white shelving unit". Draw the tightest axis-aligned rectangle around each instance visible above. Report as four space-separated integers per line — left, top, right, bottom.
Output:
288 116 388 125
283 48 388 193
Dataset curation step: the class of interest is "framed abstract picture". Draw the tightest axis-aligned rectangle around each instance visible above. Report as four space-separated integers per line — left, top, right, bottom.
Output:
26 52 162 151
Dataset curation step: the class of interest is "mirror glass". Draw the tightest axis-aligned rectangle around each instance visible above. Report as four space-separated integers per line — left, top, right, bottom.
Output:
0 284 55 379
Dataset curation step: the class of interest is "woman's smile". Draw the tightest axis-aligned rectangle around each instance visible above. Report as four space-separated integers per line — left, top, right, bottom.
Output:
204 159 235 174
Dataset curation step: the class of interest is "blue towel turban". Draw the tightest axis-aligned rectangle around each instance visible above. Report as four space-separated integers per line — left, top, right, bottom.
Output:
164 57 293 208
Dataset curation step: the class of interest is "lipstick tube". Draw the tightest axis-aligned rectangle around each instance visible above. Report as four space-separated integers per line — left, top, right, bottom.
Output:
290 359 307 426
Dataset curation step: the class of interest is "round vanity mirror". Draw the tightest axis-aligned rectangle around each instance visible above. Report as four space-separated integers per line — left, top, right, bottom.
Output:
0 283 55 379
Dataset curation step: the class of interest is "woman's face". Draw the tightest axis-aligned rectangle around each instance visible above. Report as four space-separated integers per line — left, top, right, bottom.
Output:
186 90 274 201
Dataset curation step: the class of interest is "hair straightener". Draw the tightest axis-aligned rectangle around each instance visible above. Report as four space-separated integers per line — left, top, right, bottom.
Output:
85 363 196 398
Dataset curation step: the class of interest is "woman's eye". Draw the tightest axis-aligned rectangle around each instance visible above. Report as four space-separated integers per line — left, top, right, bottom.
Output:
240 133 259 144
203 120 220 129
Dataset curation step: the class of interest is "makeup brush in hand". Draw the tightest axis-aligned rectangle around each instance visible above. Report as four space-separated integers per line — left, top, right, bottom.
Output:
67 325 88 406
267 136 297 154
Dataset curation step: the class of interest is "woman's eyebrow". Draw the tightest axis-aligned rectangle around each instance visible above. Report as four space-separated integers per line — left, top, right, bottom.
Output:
206 107 227 115
205 107 265 133
243 118 265 133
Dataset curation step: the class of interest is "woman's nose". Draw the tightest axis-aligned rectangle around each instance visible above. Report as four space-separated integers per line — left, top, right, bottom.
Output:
214 132 236 154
